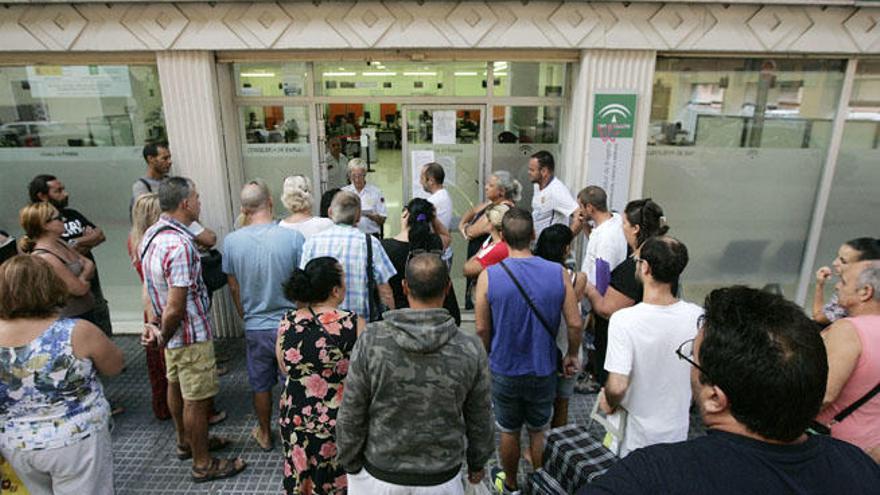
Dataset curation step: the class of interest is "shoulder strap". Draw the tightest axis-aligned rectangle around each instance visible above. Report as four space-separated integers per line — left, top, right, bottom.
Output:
498 260 556 339
365 233 377 318
139 178 153 192
31 248 67 264
140 225 178 261
833 382 880 424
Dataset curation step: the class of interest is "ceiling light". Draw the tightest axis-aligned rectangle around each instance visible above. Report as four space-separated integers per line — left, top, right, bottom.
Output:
403 71 437 77
371 61 382 66
454 71 478 76
323 72 356 77
363 72 397 76
494 72 508 76
240 72 276 78
494 61 508 69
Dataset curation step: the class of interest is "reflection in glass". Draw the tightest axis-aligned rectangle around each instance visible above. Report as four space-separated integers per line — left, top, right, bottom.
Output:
241 106 309 144
493 62 567 98
235 63 309 98
314 61 488 97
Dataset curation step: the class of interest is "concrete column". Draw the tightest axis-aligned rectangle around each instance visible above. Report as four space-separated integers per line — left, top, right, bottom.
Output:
156 50 242 338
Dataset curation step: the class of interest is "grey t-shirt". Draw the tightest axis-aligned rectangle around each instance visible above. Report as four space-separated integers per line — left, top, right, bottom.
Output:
132 177 163 200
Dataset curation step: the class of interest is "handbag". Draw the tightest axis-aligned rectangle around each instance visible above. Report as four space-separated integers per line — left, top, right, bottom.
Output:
141 225 227 294
364 233 384 322
498 260 563 372
808 381 880 435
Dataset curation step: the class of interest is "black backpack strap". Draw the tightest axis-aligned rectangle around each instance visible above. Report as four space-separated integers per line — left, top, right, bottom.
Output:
364 233 379 321
138 178 153 192
498 260 556 340
833 382 880 425
140 225 177 261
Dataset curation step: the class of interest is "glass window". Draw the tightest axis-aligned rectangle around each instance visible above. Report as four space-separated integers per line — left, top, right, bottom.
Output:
239 105 312 216
493 62 566 97
491 106 563 209
643 57 846 302
315 61 487 97
812 60 880 307
0 64 166 330
234 62 309 97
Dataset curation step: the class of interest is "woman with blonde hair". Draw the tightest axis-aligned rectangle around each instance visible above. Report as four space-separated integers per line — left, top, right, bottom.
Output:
0 255 123 494
463 202 511 278
19 202 96 322
279 175 334 239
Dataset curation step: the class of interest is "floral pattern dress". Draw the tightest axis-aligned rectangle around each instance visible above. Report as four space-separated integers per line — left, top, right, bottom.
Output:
278 307 358 495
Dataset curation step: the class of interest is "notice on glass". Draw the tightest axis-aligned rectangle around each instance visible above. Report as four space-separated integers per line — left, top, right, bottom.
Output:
411 150 435 197
432 110 456 145
26 65 133 98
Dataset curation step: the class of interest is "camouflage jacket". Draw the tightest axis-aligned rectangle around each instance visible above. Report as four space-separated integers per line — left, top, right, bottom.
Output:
336 307 493 485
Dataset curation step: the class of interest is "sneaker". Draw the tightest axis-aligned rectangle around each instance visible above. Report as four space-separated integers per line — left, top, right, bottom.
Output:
491 466 519 494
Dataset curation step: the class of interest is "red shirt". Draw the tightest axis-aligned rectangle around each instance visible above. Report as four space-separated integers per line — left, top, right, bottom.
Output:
477 240 509 268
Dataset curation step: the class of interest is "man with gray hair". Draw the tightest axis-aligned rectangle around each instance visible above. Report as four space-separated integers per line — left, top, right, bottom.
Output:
140 176 246 482
222 179 304 451
338 254 493 493
816 259 880 453
300 190 396 320
342 158 387 237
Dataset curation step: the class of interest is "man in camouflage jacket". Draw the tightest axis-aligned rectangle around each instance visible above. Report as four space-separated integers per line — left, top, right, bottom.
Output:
337 254 494 493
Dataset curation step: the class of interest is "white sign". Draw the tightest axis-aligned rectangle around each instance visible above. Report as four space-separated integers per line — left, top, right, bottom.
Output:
26 65 133 98
587 92 638 213
432 110 456 145
244 143 311 156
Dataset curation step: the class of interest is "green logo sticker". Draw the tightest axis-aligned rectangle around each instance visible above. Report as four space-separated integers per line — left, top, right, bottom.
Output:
592 93 637 140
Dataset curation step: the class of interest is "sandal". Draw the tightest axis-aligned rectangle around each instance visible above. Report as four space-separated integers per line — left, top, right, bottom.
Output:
251 426 274 452
208 410 227 426
177 436 232 460
191 457 247 483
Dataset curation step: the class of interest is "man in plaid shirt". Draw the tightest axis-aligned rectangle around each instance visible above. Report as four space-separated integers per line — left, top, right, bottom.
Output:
140 177 246 483
300 190 396 319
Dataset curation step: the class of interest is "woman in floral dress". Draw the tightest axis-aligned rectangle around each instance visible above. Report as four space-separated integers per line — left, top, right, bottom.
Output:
276 256 364 494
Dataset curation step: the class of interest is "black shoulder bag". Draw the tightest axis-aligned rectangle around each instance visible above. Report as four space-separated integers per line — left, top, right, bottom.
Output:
808 382 880 435
141 225 228 294
364 233 384 322
498 260 563 372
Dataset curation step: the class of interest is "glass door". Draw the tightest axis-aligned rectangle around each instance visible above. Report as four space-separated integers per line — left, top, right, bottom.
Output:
403 105 487 306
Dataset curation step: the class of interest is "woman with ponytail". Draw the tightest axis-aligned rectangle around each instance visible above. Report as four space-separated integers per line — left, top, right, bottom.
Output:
276 257 364 494
381 198 461 325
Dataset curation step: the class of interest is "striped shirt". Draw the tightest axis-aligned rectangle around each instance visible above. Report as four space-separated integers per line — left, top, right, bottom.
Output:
300 223 396 319
140 215 213 348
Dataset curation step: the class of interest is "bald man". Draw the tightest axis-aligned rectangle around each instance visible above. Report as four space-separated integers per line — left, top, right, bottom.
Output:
221 179 305 450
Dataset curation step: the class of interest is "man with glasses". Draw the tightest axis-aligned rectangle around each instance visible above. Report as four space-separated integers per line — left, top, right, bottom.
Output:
580 286 880 494
597 236 701 457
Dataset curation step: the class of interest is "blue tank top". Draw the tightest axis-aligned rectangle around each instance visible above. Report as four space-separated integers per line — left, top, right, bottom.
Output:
487 257 565 377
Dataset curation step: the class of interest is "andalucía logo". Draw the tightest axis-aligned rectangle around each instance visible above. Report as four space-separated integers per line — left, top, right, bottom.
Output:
592 93 637 142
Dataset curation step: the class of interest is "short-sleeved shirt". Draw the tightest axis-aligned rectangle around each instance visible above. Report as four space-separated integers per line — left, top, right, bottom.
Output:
278 216 335 240
581 213 627 295
300 224 396 319
324 153 349 189
604 300 703 457
581 430 880 495
222 223 304 332
476 239 509 269
427 188 454 261
130 176 164 218
531 177 578 239
140 215 213 348
60 208 103 291
342 183 387 235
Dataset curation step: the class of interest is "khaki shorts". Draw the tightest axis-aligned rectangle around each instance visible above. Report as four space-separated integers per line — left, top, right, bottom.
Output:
165 341 219 401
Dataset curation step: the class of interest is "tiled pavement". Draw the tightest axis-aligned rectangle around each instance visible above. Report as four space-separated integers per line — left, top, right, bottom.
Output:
105 330 705 494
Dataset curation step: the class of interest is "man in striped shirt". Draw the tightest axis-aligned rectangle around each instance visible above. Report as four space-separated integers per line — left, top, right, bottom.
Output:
141 176 246 482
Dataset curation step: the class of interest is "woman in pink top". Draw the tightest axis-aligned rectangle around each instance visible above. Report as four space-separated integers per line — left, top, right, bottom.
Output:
816 260 880 452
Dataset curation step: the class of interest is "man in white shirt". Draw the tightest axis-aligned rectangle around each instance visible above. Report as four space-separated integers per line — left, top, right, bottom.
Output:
528 150 581 240
599 236 703 457
578 185 628 295
342 158 387 237
420 162 454 265
324 137 349 189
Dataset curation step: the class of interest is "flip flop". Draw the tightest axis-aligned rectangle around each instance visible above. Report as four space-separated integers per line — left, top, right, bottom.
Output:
208 410 227 426
177 436 232 460
191 457 247 483
251 426 273 452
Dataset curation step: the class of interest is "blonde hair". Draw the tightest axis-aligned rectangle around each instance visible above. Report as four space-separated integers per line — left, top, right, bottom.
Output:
486 203 511 231
130 193 161 262
281 175 313 214
18 202 56 253
0 255 68 319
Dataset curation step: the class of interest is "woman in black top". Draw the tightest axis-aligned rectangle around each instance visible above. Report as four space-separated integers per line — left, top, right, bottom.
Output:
583 198 670 385
382 198 461 325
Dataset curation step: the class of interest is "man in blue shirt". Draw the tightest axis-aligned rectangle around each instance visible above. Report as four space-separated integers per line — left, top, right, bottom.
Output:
222 179 304 451
475 207 582 494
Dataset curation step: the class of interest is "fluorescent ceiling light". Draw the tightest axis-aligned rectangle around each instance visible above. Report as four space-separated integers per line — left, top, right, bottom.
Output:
494 72 508 76
494 61 508 69
241 72 276 78
403 71 437 76
323 72 356 77
454 71 478 76
371 61 382 66
363 72 397 76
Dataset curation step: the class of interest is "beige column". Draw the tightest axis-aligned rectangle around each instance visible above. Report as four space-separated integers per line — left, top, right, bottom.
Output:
156 50 242 338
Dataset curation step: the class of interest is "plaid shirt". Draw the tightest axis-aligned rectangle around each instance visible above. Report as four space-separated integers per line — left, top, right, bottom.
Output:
300 223 396 319
140 215 213 349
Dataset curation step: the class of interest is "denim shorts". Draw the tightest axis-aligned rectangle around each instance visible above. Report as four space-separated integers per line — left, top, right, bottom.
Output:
491 373 557 433
556 374 576 400
245 330 281 393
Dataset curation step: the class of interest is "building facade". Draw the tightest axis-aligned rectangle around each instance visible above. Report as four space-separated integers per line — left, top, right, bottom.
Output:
1 0 877 333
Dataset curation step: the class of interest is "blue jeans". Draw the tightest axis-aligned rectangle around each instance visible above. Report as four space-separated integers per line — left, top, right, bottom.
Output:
491 373 557 432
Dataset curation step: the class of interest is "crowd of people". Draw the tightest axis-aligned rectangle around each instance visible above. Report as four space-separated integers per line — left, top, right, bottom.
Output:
0 143 878 495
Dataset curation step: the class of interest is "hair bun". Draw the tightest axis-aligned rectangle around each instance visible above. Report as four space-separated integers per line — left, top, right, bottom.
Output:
286 268 312 301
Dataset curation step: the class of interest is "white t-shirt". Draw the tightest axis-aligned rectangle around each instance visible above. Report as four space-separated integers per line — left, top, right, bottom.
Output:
604 300 703 457
427 188 454 261
581 213 628 294
342 183 387 235
279 216 335 240
531 177 578 239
